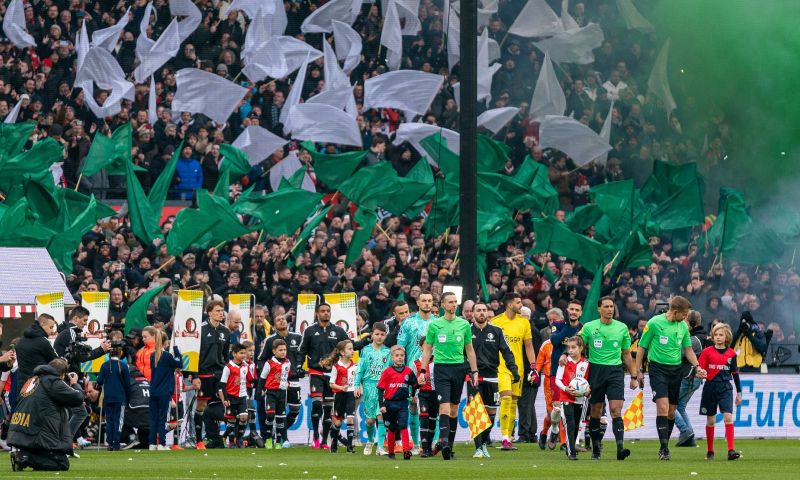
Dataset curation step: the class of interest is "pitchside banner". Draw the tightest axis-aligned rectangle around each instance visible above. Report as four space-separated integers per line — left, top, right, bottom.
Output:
173 290 203 372
294 293 358 338
35 291 64 325
277 374 800 443
228 294 253 343
80 291 109 373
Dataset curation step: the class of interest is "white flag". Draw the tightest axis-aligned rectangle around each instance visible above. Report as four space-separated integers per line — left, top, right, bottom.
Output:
616 0 655 33
595 100 615 165
227 0 266 18
2 0 35 48
561 0 580 31
478 28 501 102
648 39 677 120
91 8 131 51
148 75 158 126
172 68 247 124
75 47 134 118
446 5 460 72
529 51 566 120
241 0 287 61
80 78 134 118
76 22 90 73
287 103 362 147
269 151 315 192
242 36 322 83
393 123 460 166
136 2 156 58
477 107 520 134
539 115 612 166
232 125 289 165
134 17 181 83
170 0 202 43
332 20 362 74
381 0 403 71
364 70 444 116
4 98 23 124
307 86 355 113
534 23 604 65
323 37 350 91
394 0 422 35
301 0 361 33
280 54 310 134
478 0 499 28
508 0 564 38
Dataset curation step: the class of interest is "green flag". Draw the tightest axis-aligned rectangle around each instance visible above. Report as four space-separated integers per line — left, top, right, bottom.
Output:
11 176 67 230
478 171 538 214
47 195 99 274
403 159 436 218
580 268 604 323
707 188 751 255
649 176 705 230
729 223 785 265
477 210 516 252
124 283 167 335
219 144 252 179
424 177 460 238
233 187 323 236
81 123 145 177
0 198 57 247
213 169 231 200
0 138 64 194
287 206 332 268
338 161 433 215
148 141 182 213
514 155 559 214
566 204 606 234
419 133 460 176
476 134 510 173
62 188 116 221
279 166 307 190
641 160 700 204
125 158 163 245
346 207 379 266
0 122 36 160
301 141 367 188
166 190 253 255
529 216 614 271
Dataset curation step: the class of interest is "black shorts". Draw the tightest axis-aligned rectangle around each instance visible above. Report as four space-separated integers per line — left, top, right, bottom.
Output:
264 389 287 414
333 391 356 420
588 363 625 403
310 373 333 400
383 401 410 431
287 385 302 406
699 381 733 416
199 373 221 401
433 363 467 405
648 362 682 405
417 390 439 417
224 395 248 420
468 379 500 409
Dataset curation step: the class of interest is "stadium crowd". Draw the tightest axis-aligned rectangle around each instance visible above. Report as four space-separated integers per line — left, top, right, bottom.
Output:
0 0 791 470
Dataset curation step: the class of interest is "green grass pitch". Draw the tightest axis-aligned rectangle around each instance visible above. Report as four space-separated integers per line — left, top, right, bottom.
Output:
10 440 800 479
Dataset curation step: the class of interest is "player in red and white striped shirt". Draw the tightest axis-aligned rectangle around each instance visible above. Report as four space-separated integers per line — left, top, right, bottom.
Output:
259 339 291 448
555 336 591 460
218 344 249 448
320 340 357 453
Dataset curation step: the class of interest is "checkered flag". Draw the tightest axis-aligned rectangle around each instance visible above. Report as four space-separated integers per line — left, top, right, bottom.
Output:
463 392 492 439
623 390 645 431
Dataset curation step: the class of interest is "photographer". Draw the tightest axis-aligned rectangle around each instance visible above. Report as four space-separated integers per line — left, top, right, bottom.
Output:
9 359 85 471
15 314 59 399
732 311 773 372
53 307 111 446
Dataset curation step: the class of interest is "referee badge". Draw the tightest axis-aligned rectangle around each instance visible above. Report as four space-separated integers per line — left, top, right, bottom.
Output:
456 335 463 343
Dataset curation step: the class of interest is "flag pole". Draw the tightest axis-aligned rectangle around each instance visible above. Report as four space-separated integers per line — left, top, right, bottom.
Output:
153 256 176 275
375 222 392 241
75 173 83 191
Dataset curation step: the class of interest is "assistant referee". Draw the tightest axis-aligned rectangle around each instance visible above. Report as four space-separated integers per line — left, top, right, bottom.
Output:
634 296 707 461
579 296 639 461
418 292 479 461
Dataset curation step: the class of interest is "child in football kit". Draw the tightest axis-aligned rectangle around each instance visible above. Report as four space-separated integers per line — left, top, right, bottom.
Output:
698 323 742 461
555 336 590 460
354 323 392 455
218 344 250 448
259 339 291 448
411 341 438 457
321 340 358 453
241 340 264 448
378 346 420 460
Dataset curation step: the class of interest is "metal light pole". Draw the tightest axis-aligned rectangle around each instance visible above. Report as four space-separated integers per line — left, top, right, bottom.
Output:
458 0 478 302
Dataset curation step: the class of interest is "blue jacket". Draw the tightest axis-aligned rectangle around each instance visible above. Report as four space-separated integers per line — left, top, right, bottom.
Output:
97 358 131 404
176 156 203 196
149 348 182 397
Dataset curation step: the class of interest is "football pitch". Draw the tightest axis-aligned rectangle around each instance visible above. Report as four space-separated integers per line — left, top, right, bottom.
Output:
10 440 800 479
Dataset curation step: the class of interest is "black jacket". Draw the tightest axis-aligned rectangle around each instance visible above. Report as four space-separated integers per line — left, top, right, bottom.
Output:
15 323 58 396
53 325 107 372
124 368 151 429
8 365 85 453
299 322 348 372
471 323 518 379
261 331 305 381
199 321 231 374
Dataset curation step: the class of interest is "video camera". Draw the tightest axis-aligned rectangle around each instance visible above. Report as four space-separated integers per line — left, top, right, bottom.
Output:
63 329 93 367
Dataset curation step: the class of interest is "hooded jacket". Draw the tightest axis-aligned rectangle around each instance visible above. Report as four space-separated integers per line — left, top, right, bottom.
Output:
8 365 85 453
15 322 58 395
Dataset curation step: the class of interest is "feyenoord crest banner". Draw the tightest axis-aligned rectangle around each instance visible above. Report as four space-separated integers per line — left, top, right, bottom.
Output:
295 294 318 335
174 290 204 372
324 292 357 339
80 291 110 373
35 292 65 325
228 294 253 342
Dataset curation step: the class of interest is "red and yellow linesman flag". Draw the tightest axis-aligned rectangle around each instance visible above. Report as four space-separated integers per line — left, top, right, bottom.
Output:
463 393 492 439
623 390 645 431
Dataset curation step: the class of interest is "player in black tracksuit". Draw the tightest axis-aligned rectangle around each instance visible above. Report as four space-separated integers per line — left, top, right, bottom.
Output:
259 314 304 445
470 302 518 454
195 301 231 448
299 303 349 448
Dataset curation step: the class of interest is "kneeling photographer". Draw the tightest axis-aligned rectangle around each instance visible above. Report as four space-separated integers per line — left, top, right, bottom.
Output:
53 307 111 446
9 359 85 471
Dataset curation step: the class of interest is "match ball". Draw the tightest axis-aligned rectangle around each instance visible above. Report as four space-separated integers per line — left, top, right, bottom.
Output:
569 377 590 397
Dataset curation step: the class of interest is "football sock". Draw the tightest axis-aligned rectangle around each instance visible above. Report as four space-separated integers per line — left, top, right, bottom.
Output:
499 396 513 438
310 400 322 440
409 411 420 445
656 416 669 450
346 423 354 447
366 422 376 443
419 413 429 450
589 417 602 454
321 403 333 443
377 422 387 449
706 425 715 453
725 423 735 451
448 417 458 447
612 417 625 449
401 428 411 451
438 415 450 446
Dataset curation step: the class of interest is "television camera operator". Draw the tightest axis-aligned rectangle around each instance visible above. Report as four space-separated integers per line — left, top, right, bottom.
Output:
53 306 111 444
